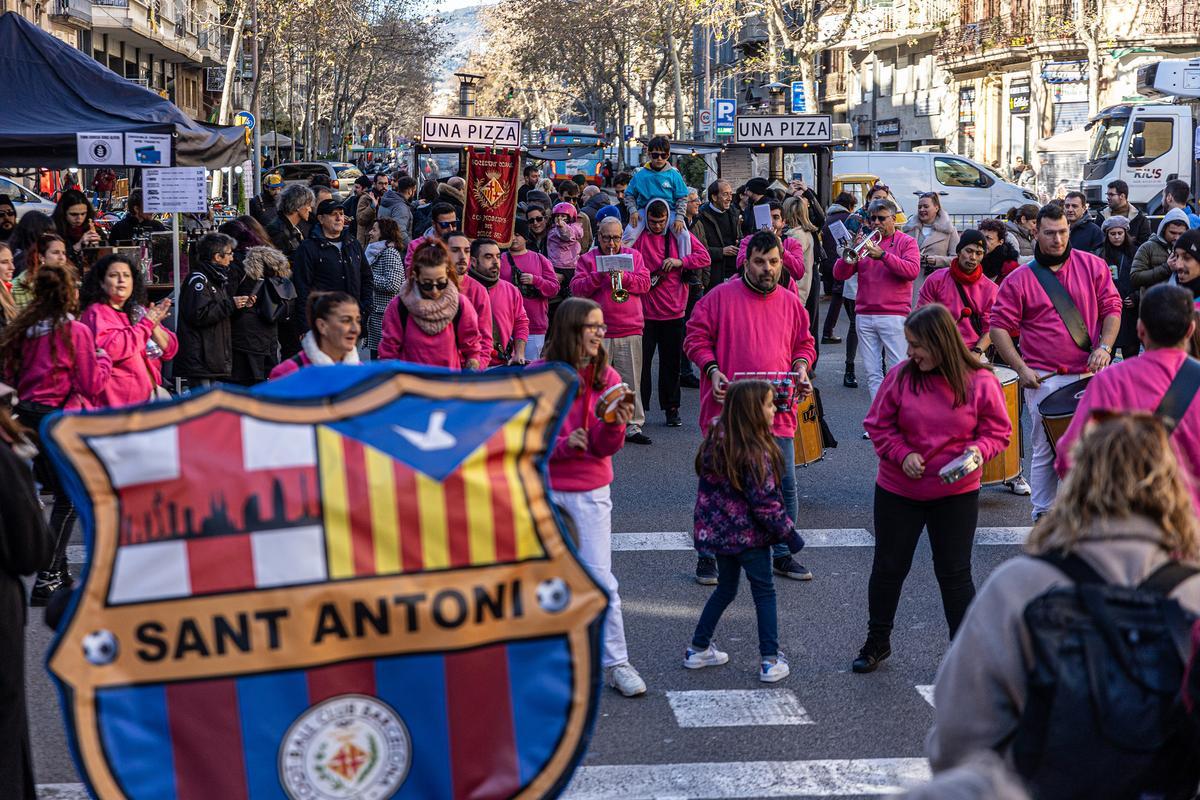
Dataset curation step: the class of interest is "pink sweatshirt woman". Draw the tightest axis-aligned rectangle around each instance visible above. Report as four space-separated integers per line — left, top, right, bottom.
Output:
377 286 483 369
544 362 626 492
11 320 112 410
81 303 178 407
500 250 558 335
864 363 1011 501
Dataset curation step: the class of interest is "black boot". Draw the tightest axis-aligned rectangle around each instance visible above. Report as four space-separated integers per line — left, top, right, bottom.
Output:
843 367 858 388
30 569 73 607
851 635 892 673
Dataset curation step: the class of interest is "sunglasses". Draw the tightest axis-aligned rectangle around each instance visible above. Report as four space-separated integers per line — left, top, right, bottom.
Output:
0 210 14 218
649 151 668 158
418 280 449 292
870 215 892 222
527 215 545 223
436 220 456 228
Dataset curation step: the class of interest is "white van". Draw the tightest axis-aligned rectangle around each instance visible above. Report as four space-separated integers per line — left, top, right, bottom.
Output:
832 152 1037 224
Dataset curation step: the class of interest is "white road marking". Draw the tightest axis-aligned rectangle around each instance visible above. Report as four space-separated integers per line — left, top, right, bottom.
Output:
37 785 88 800
562 758 931 798
612 528 1031 552
916 685 935 707
666 689 814 728
67 545 86 564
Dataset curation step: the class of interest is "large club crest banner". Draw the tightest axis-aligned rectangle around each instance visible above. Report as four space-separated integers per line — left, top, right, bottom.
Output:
464 147 519 247
43 363 608 800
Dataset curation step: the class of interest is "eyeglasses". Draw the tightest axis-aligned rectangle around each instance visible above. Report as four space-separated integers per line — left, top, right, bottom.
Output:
599 234 622 241
869 215 892 222
582 323 608 333
218 250 234 257
418 280 449 292
649 151 668 158
527 215 545 223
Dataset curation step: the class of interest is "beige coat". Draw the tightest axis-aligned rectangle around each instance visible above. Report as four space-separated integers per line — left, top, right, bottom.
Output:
925 516 1200 772
786 227 815 304
902 209 960 272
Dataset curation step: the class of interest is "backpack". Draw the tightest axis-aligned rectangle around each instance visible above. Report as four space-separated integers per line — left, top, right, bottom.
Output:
1012 550 1200 799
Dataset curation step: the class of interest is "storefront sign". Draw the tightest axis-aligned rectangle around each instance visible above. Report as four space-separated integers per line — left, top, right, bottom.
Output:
464 147 519 245
1042 60 1088 84
421 115 521 148
732 114 832 145
875 118 901 138
77 133 124 166
1009 83 1031 114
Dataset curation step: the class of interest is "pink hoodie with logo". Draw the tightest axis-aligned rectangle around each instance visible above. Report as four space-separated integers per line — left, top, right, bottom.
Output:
544 362 626 492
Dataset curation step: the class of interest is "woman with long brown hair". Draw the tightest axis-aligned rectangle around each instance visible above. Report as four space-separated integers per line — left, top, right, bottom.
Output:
927 414 1200 787
0 262 111 604
51 188 103 271
0 390 51 799
540 296 646 697
854 303 1011 672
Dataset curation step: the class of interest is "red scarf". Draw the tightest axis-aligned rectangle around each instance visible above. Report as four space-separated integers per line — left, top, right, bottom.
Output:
949 257 983 286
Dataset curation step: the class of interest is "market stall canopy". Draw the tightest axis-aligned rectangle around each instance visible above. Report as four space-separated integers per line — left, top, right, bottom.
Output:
0 12 248 168
260 131 294 147
1036 126 1090 153
524 146 603 161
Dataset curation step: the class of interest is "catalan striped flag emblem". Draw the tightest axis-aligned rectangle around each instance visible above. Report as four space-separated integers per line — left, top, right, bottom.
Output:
44 364 607 800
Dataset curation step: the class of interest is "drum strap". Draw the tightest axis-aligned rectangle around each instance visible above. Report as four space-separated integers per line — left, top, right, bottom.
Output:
1029 260 1093 354
953 280 984 337
1156 356 1200 433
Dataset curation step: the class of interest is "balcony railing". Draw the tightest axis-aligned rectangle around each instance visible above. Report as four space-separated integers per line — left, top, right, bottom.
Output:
1033 0 1095 39
935 16 1033 63
820 72 847 101
51 0 92 25
1141 0 1200 34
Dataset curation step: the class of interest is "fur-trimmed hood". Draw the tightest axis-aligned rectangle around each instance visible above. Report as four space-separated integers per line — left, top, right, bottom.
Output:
241 245 291 280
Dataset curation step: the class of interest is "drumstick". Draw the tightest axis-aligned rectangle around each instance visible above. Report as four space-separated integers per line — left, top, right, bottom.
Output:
1035 369 1094 382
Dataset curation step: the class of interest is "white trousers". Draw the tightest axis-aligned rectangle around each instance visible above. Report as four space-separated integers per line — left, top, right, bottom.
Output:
525 334 545 361
1024 372 1086 519
605 334 646 433
553 486 629 668
856 313 908 401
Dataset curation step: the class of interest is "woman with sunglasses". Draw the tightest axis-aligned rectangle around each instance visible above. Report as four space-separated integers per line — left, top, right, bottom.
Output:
854 304 1010 673
540 296 646 697
269 291 362 379
378 239 482 369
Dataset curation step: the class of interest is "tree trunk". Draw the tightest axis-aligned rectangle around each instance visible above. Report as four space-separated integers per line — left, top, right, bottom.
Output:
1084 31 1101 116
664 18 685 139
213 0 247 197
798 52 816 114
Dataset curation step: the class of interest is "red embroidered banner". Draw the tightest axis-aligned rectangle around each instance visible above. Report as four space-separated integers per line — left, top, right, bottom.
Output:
464 147 519 246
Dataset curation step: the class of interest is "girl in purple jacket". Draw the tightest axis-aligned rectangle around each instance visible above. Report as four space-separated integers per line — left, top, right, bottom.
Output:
686 379 800 683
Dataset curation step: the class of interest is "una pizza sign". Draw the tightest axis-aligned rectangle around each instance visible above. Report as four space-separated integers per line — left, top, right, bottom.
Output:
43 364 607 800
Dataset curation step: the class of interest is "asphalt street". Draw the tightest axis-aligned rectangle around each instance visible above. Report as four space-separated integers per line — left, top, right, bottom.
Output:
25 298 1036 799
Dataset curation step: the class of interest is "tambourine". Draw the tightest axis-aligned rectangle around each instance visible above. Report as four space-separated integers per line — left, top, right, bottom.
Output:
596 383 634 423
938 450 983 484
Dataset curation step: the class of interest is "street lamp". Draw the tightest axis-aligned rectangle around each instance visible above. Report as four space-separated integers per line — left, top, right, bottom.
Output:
455 72 484 118
763 81 789 182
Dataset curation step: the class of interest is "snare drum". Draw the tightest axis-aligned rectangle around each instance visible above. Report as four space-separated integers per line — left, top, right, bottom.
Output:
1038 377 1093 454
981 367 1022 485
793 393 825 466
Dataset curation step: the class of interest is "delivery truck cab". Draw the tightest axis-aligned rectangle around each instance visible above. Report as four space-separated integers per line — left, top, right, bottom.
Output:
1082 60 1200 211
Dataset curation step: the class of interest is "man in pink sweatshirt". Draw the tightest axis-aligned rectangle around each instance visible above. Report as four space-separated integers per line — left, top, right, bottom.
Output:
632 200 710 427
448 232 493 365
1055 284 1200 511
833 198 921 415
572 216 654 444
469 237 530 366
684 229 817 584
500 220 559 360
991 203 1123 518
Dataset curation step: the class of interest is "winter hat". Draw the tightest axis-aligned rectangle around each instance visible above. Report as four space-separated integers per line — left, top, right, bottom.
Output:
551 201 578 221
746 177 770 196
1158 208 1191 237
595 205 622 226
264 174 283 188
956 229 987 253
513 218 530 241
526 191 553 212
1101 215 1129 232
1174 229 1200 260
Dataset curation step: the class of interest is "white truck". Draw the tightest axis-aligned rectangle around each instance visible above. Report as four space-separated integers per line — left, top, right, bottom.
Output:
1082 59 1200 211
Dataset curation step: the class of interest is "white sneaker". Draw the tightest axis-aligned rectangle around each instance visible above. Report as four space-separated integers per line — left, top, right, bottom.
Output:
605 662 647 696
760 652 790 683
1007 476 1032 496
683 644 730 669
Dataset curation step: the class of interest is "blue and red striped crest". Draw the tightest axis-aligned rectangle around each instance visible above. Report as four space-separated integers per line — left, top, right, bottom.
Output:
44 363 607 800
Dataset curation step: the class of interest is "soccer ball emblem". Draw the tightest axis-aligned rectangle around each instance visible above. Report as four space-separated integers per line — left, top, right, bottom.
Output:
536 577 571 613
82 630 118 666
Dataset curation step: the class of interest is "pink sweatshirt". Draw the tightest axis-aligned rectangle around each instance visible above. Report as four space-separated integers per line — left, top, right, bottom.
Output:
268 351 311 380
377 288 483 369
736 234 806 287
570 248 651 339
990 250 1123 374
1054 348 1200 511
81 304 178 408
546 222 583 272
10 320 112 410
633 230 710 321
916 266 998 349
404 234 434 268
865 364 1011 500
484 280 530 366
544 362 626 492
460 273 493 361
501 250 558 335
683 278 816 439
833 229 921 315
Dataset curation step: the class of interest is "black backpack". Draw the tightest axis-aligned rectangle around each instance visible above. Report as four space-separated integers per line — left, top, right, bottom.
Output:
1013 550 1200 799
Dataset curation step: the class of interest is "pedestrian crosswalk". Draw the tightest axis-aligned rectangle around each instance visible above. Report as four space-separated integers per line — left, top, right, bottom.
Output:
666 689 815 728
612 527 1032 551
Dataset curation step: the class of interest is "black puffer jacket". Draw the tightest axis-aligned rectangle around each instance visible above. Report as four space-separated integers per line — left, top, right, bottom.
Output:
176 260 235 379
292 225 372 331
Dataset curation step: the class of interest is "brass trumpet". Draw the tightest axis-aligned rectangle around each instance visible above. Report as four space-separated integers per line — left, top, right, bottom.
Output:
841 229 882 265
611 270 629 303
